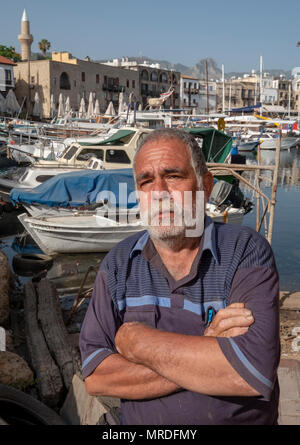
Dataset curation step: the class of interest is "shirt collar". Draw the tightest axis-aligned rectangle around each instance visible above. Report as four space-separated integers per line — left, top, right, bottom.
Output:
129 231 150 259
130 216 219 265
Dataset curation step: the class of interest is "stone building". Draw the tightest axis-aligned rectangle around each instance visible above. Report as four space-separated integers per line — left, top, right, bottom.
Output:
216 78 257 112
277 78 295 110
104 58 180 109
13 52 141 118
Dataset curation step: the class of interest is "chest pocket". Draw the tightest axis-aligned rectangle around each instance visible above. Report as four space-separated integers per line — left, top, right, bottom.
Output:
123 306 156 328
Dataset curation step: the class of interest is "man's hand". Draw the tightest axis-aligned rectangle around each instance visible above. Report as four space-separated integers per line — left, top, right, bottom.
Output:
204 303 254 338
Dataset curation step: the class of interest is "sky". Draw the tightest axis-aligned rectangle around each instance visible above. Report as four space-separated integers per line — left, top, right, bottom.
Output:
1 0 300 73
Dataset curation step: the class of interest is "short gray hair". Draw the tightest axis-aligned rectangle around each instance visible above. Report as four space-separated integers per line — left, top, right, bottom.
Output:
133 128 208 180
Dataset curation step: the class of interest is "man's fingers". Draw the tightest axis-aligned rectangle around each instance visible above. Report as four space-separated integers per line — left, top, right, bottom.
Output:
214 307 252 321
216 315 254 332
227 303 245 309
218 327 249 338
205 314 254 337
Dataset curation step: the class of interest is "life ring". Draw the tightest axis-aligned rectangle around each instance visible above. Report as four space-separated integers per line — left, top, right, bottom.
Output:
0 383 67 425
12 253 53 276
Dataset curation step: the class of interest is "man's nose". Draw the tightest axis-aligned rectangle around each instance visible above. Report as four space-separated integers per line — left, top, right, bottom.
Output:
151 177 169 197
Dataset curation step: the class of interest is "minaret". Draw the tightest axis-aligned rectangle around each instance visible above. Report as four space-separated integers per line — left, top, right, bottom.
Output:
18 9 33 61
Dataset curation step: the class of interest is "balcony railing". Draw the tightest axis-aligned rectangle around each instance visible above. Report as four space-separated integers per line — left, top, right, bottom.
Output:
102 84 125 92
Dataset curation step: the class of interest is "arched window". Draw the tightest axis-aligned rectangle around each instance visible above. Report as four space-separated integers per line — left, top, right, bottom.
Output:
171 73 177 85
159 72 168 83
150 71 158 82
141 70 149 81
60 72 71 90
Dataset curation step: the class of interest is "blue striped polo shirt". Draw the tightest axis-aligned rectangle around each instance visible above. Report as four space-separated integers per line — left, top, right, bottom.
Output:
79 216 280 425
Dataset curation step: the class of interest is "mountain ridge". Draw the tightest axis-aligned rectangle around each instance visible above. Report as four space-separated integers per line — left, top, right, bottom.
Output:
96 56 291 80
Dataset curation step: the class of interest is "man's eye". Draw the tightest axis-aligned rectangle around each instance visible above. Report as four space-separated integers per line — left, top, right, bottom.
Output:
140 180 151 186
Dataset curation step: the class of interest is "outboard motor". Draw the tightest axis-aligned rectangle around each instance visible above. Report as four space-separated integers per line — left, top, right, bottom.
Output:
210 180 253 215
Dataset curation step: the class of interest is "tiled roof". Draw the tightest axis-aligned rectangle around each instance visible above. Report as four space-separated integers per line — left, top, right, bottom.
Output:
0 55 17 66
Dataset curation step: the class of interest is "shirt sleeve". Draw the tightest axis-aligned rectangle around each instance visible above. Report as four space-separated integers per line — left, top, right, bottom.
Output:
217 233 281 401
79 265 121 379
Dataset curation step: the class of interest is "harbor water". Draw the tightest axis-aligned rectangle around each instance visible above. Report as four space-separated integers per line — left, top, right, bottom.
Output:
241 147 300 291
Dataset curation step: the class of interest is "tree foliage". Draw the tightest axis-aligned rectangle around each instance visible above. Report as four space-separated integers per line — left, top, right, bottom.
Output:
0 45 21 62
38 39 51 57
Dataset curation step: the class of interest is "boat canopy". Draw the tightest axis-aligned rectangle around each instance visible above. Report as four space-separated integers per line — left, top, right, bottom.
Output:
10 169 138 208
230 103 262 114
183 127 233 163
78 129 135 146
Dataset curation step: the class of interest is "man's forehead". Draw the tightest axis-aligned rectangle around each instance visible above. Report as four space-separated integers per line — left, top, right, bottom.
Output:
136 138 190 165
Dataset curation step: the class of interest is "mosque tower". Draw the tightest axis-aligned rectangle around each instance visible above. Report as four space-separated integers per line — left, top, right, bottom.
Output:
18 9 33 61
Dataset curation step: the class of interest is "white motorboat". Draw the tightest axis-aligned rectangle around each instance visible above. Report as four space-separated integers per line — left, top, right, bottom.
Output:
7 139 66 164
244 132 299 150
236 141 259 152
18 212 144 254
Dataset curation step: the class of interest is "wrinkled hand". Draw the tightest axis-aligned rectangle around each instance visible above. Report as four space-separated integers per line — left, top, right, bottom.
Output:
115 322 153 362
204 303 254 338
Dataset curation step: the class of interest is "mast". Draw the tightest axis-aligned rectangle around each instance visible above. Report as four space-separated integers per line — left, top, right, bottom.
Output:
288 83 291 119
206 60 209 115
228 81 232 115
260 55 263 115
222 64 225 114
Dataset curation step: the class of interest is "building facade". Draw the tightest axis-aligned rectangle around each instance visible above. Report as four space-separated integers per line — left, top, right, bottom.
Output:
13 53 180 118
180 75 201 111
14 52 140 118
105 59 180 109
0 56 16 95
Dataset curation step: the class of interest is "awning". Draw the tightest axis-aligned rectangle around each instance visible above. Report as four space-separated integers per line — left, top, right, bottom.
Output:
231 103 262 113
79 129 135 146
183 127 232 163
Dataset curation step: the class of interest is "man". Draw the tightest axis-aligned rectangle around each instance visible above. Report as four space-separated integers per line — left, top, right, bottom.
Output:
80 128 280 425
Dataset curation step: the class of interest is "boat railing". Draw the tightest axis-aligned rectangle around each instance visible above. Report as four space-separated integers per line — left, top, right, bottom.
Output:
207 128 282 245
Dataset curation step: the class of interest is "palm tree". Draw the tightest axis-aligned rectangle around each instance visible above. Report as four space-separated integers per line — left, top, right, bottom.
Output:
38 39 51 58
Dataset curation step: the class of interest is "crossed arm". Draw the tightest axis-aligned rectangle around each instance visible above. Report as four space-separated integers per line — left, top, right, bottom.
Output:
84 303 260 399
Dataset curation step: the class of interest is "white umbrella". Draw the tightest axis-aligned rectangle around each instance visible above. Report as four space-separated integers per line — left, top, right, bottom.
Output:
118 92 124 115
86 92 94 119
78 97 86 118
105 101 116 116
50 94 56 118
5 90 20 115
0 93 6 113
57 93 65 118
32 92 42 119
94 99 100 116
64 96 71 115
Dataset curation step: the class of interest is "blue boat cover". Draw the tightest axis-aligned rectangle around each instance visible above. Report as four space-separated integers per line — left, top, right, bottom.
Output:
10 169 138 208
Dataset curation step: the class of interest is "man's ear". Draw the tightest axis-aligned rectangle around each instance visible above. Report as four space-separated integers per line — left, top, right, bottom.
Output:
203 172 214 200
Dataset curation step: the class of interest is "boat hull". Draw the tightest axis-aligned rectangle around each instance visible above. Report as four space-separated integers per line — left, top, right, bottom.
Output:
18 213 144 254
